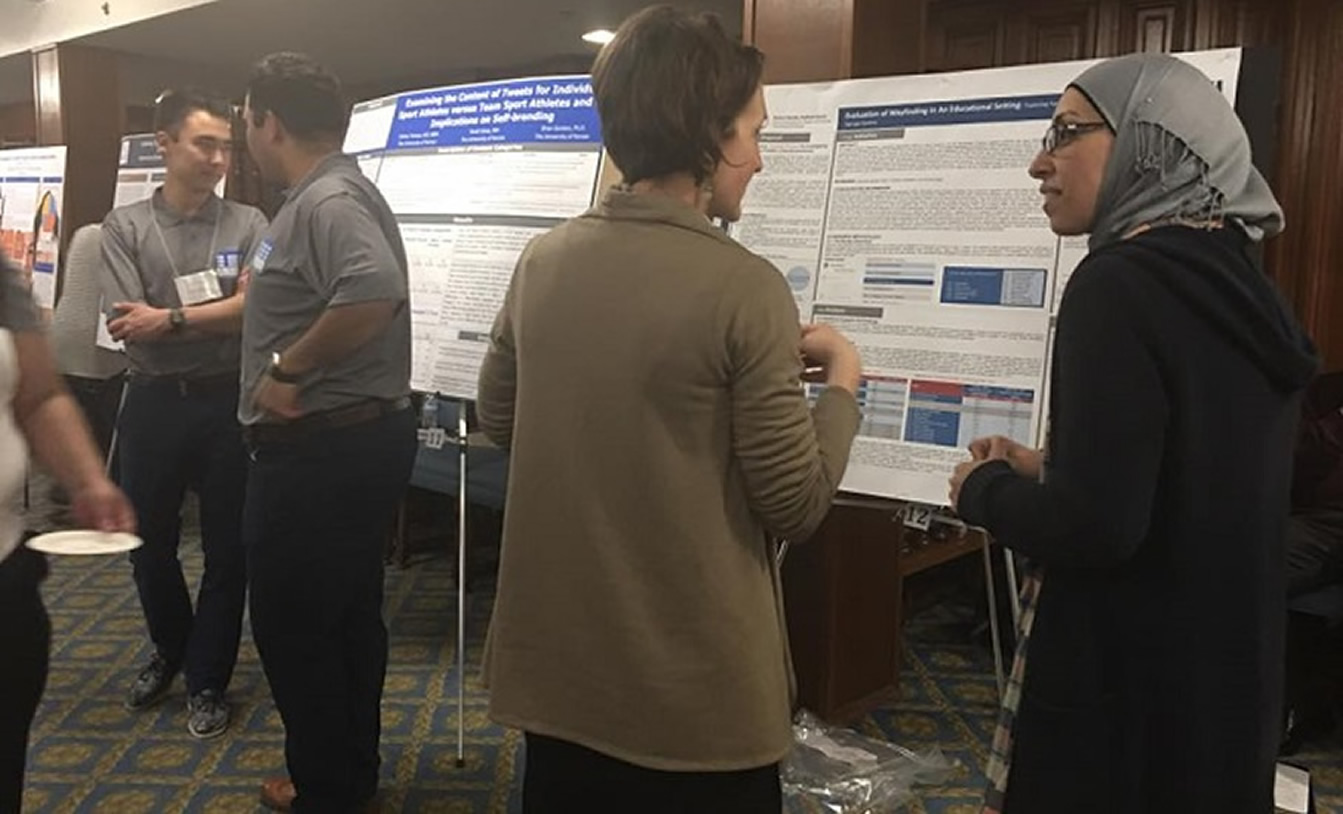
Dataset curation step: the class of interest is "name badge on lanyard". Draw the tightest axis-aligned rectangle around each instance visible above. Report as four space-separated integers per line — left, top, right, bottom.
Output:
174 269 223 305
215 250 241 296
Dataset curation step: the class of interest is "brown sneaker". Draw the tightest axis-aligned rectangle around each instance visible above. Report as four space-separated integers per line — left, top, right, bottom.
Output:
259 777 380 812
259 777 295 812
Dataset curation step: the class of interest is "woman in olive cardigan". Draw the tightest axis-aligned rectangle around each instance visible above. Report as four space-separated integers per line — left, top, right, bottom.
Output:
476 7 863 813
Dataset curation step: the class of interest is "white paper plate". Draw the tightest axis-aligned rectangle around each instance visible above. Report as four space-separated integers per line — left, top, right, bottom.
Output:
25 530 143 556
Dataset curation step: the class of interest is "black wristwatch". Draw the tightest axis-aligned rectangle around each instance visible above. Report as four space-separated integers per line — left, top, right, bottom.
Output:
266 351 302 384
168 307 187 332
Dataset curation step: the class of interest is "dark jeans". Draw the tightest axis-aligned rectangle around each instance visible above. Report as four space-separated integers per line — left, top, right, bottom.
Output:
0 546 50 813
118 377 248 695
521 733 783 814
245 407 416 813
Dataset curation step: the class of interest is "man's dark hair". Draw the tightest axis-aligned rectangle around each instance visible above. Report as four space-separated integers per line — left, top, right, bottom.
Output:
246 52 349 142
153 88 234 136
592 5 764 185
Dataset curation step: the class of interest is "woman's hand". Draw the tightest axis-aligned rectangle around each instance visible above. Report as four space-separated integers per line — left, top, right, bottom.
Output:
70 476 136 533
799 323 861 395
967 434 1044 481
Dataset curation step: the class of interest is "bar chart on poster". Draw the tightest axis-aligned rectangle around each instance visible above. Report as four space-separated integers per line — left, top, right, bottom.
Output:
738 49 1244 503
343 75 604 400
0 146 67 310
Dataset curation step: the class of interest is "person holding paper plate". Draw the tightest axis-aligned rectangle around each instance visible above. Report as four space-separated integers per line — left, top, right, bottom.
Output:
0 250 135 812
477 7 862 812
99 88 267 740
948 54 1318 813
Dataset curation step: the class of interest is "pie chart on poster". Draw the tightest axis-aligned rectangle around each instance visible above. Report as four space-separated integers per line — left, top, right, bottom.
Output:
25 530 143 556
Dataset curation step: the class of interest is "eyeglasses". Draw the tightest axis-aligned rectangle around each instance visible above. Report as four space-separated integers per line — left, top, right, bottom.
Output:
1041 120 1109 154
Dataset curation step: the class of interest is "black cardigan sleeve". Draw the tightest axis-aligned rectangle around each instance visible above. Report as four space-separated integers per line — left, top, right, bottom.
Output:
957 258 1168 568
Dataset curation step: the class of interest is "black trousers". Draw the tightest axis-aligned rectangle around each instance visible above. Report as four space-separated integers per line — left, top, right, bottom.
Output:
0 546 50 813
118 378 248 695
1285 509 1343 598
245 408 416 813
521 733 783 814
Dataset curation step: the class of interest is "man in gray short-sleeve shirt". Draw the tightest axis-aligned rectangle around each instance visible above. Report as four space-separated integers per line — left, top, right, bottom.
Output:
238 147 410 423
239 52 416 813
99 89 266 741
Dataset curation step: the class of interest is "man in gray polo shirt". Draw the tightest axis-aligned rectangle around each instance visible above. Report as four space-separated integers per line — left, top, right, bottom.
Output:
239 52 415 813
100 89 267 739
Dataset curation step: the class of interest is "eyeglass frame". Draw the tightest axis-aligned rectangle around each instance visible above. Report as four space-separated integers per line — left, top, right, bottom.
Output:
1041 120 1110 154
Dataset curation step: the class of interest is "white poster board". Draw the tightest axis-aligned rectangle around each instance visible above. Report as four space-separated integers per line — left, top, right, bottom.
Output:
734 49 1244 504
345 53 1244 505
0 145 67 309
343 75 604 399
114 133 225 207
114 134 168 208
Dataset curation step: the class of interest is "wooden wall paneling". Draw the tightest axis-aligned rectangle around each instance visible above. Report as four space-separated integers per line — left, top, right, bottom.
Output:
1268 0 1343 370
31 44 121 295
745 0 930 81
1134 6 1179 52
0 103 36 147
1094 0 1124 55
926 1 1008 71
31 47 62 145
743 0 852 83
1188 0 1225 48
1023 7 1098 64
123 104 153 135
850 0 929 77
1264 0 1318 348
1236 3 1287 48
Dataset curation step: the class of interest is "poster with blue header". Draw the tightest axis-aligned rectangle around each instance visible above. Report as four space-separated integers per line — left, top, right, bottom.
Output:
344 75 607 400
733 49 1246 504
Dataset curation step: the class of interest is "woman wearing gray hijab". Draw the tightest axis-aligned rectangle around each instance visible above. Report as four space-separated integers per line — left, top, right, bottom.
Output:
949 54 1317 813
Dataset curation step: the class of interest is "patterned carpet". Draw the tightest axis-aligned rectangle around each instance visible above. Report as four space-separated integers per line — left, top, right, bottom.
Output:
18 490 1343 813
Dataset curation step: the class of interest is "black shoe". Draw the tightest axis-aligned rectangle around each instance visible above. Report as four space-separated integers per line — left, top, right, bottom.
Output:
186 689 230 739
124 652 178 711
1280 705 1335 756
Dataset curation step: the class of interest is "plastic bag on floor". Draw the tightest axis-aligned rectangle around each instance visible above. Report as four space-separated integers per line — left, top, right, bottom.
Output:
782 710 958 814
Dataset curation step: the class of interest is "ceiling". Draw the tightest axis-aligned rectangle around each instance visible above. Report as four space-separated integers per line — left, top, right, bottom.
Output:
64 0 742 101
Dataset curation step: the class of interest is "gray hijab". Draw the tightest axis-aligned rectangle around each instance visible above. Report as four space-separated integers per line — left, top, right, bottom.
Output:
1069 53 1283 251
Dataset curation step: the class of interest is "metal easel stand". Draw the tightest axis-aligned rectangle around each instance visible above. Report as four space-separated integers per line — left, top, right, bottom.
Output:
980 533 1007 701
453 397 469 769
1003 549 1022 629
104 375 129 477
906 504 1011 702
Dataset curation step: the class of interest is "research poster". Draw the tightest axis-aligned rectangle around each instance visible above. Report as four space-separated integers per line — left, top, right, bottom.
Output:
737 49 1243 503
114 134 168 208
0 146 67 309
344 75 603 399
114 133 226 208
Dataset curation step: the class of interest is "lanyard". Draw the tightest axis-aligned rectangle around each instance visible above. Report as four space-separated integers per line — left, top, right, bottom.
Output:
149 198 221 278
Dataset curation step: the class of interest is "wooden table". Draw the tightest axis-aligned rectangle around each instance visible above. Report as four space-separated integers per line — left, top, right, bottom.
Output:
783 497 985 723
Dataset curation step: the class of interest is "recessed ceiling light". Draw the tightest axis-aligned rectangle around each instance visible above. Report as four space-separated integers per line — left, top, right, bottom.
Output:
582 29 615 45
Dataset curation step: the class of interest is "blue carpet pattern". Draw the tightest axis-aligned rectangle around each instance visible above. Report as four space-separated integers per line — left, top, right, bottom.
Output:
19 495 1343 813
